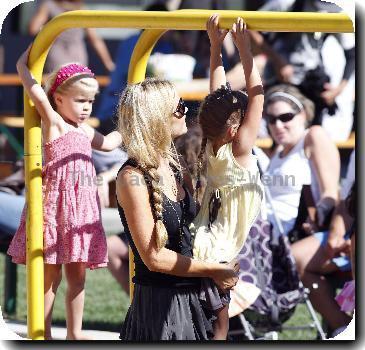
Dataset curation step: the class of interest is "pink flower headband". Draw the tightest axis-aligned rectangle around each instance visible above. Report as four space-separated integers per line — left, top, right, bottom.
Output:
49 63 95 96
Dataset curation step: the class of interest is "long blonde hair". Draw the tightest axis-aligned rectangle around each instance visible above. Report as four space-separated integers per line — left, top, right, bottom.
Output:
117 78 181 250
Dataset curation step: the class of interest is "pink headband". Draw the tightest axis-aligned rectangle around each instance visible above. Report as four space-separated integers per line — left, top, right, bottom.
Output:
49 63 95 96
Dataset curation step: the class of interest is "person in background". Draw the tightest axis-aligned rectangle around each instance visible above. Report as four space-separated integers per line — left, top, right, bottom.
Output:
29 0 115 73
174 0 267 94
106 230 130 295
92 148 127 208
0 192 24 243
92 148 130 295
250 0 355 140
334 183 355 329
291 150 355 337
263 84 340 238
95 1 174 135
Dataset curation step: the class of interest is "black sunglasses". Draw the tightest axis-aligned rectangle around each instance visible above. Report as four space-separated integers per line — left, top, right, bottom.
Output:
265 112 297 125
174 98 187 118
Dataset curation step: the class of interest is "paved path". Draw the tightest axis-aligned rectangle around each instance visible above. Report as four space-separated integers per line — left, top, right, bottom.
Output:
2 318 120 340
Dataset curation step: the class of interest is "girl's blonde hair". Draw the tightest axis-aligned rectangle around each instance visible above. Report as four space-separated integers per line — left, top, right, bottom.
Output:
117 78 181 250
44 63 99 109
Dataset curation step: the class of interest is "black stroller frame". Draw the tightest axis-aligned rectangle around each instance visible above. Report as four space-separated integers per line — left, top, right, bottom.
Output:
228 156 327 341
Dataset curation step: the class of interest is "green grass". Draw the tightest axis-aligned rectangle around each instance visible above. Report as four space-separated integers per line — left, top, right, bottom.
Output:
0 253 321 339
0 253 130 332
278 304 320 340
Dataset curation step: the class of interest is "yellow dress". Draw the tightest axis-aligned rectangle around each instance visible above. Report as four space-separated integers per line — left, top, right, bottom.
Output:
191 141 264 263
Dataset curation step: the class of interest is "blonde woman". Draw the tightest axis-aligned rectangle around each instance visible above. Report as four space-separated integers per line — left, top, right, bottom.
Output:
116 78 239 340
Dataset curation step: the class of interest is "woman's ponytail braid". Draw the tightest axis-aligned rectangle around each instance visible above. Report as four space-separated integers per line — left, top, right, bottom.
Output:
146 167 168 250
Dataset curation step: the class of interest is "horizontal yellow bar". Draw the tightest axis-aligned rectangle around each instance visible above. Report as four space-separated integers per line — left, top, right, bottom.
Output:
28 10 353 82
44 10 354 32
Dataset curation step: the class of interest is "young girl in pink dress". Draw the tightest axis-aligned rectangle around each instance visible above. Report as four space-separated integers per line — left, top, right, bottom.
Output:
7 45 122 340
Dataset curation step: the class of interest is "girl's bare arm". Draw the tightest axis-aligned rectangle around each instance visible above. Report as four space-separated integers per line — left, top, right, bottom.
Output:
82 123 122 151
207 14 229 93
231 18 264 158
16 46 61 127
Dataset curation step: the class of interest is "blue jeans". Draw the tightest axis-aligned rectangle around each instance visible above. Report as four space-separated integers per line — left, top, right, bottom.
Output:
313 230 351 272
0 192 25 237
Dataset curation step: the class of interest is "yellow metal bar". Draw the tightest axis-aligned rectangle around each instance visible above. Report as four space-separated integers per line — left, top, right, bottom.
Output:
25 9 354 339
128 29 166 84
35 11 353 49
24 58 44 339
127 29 166 299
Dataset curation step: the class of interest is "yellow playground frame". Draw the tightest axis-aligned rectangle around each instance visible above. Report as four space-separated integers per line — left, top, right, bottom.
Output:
23 9 353 339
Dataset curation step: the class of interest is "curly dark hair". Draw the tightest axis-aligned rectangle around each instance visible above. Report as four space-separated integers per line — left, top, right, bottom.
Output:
194 84 248 202
198 84 248 142
175 123 207 203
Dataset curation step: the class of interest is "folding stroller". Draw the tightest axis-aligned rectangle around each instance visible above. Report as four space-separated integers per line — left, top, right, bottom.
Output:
228 160 327 340
228 219 326 340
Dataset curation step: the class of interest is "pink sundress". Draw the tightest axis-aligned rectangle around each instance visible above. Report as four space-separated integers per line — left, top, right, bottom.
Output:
335 280 355 313
7 131 108 269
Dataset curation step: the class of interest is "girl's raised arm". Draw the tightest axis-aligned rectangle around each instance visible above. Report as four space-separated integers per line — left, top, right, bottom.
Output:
207 14 229 93
231 18 264 157
16 46 60 127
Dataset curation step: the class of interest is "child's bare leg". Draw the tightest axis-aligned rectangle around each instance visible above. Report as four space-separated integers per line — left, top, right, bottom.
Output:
213 304 229 340
64 262 90 340
107 235 129 294
44 264 62 340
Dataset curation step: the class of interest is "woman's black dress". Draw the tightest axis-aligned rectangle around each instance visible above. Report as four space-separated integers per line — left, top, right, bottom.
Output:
117 159 214 340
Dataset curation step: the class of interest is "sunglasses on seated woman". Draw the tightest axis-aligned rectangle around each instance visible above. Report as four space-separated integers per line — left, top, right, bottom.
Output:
174 98 188 118
265 112 298 125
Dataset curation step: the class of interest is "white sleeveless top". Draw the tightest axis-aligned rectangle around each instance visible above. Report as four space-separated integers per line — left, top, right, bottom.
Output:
190 141 264 263
265 133 320 235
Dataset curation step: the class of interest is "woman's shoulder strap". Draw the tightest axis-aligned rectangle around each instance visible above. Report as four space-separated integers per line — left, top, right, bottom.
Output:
117 159 153 192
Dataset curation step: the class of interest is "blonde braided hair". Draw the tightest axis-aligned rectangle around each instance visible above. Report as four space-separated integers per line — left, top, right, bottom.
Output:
147 167 168 249
117 78 180 250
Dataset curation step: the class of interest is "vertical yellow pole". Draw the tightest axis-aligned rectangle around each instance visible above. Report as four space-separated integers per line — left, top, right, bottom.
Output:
24 47 46 340
127 28 166 300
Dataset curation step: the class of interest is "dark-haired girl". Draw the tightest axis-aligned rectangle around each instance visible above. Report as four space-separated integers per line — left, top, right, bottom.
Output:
190 15 264 339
